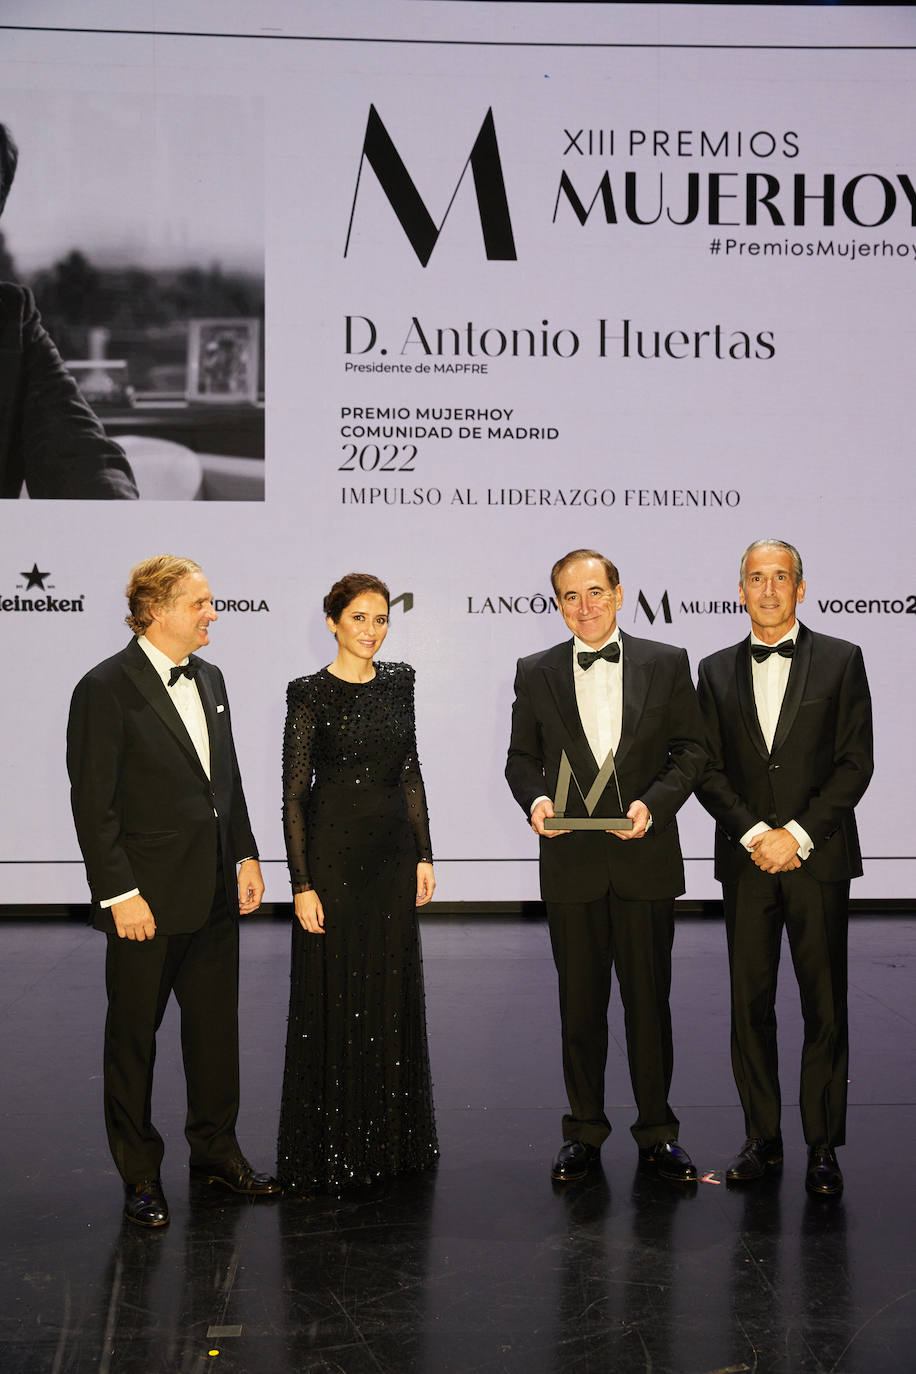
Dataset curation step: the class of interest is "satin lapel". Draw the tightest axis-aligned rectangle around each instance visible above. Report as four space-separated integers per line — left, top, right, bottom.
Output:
542 640 595 773
735 637 770 761
121 641 205 775
194 660 221 776
771 624 811 755
615 633 651 769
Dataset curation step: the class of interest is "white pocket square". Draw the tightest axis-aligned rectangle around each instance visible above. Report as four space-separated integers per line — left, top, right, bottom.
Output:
216 704 225 713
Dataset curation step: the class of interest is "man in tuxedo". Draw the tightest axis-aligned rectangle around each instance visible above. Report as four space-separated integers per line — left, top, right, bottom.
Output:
506 549 706 1183
67 555 278 1227
696 540 873 1196
0 122 137 499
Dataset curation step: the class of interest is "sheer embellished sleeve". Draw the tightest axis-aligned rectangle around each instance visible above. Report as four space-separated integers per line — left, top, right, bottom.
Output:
399 666 433 864
282 678 316 894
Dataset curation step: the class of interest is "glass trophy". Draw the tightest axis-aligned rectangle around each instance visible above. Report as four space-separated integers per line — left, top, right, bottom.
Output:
543 747 634 831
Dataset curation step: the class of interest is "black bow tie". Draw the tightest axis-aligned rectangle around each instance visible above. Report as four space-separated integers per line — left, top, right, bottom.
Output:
168 660 199 686
578 642 621 670
751 641 795 664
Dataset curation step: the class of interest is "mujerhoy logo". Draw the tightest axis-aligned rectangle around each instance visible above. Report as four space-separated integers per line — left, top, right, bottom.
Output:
345 106 517 265
1 563 85 613
345 106 916 265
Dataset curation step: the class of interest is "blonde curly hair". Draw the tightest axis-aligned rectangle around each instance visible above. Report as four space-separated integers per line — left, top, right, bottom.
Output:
125 555 202 635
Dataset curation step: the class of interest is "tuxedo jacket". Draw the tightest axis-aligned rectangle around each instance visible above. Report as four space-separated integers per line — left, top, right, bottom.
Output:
696 624 873 887
505 632 706 904
67 638 258 934
0 283 137 499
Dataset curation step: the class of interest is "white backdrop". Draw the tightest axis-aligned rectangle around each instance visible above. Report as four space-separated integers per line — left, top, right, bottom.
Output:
1 2 913 906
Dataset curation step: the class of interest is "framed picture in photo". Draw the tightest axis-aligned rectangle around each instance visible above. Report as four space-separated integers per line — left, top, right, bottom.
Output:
187 318 261 403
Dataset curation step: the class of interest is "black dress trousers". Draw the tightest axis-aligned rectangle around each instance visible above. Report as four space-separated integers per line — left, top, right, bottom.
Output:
546 888 679 1150
723 863 850 1147
103 866 241 1182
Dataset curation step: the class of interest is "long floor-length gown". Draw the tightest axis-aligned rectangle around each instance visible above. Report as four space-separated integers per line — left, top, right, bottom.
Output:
277 661 438 1193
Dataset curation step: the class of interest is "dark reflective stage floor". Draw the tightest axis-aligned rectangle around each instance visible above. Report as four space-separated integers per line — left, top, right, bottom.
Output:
2 914 914 1373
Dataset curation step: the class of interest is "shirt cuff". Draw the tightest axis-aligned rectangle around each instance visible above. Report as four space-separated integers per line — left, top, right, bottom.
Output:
739 822 770 851
530 795 551 815
785 820 814 860
100 888 140 909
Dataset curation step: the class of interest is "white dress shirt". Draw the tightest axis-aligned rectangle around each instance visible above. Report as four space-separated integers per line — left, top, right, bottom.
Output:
139 636 211 779
531 631 629 817
572 631 623 765
739 622 813 860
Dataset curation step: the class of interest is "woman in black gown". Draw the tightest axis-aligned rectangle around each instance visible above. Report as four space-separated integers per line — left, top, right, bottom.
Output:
277 573 438 1193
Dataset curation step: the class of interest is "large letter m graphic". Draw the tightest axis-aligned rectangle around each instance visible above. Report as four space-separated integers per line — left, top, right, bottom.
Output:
344 105 517 266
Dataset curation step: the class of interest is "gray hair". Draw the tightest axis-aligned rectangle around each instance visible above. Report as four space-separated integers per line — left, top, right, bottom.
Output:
739 539 803 586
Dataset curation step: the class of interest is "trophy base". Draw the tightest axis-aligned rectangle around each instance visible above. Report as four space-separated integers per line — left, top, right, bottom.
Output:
544 816 634 831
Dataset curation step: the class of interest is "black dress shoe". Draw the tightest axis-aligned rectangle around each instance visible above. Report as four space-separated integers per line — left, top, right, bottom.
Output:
805 1145 843 1197
124 1178 169 1227
551 1140 600 1182
726 1137 784 1181
191 1156 281 1195
638 1140 698 1182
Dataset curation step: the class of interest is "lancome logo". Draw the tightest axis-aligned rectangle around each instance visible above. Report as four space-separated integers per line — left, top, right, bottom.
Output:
467 594 558 615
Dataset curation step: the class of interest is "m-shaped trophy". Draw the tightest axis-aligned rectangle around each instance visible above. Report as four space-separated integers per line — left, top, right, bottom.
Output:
543 746 634 831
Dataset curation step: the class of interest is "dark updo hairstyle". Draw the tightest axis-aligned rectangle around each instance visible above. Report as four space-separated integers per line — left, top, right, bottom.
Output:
323 572 390 624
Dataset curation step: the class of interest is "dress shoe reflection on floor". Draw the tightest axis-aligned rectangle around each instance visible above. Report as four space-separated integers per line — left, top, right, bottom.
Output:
805 1145 843 1197
4 915 913 1373
123 1178 169 1227
190 1154 281 1195
551 1140 601 1182
638 1139 698 1183
726 1136 784 1182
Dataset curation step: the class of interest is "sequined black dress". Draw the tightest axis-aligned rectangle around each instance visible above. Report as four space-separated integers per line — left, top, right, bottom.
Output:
277 661 438 1193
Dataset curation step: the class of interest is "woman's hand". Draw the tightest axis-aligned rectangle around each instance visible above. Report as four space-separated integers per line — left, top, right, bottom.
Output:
294 889 325 934
416 862 436 907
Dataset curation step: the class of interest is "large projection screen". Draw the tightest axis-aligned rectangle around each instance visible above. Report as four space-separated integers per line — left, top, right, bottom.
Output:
1 2 912 906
